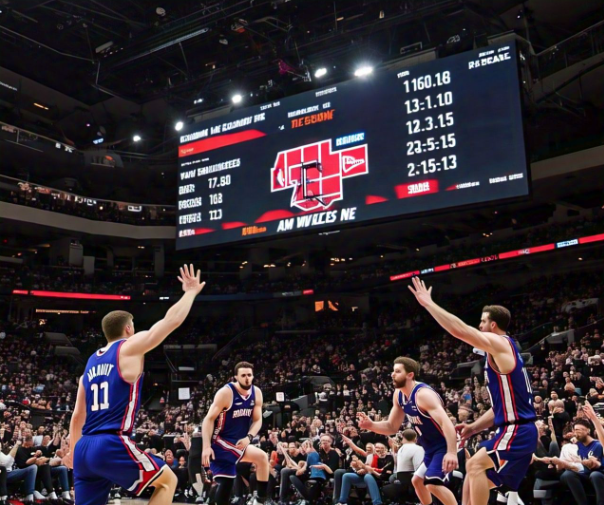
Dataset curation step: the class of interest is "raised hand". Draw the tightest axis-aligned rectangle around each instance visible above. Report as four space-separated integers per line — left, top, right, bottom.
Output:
583 402 598 421
178 264 206 295
408 277 434 307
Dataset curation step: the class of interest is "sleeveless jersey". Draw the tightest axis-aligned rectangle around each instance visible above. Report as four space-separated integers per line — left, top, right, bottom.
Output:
212 383 256 443
485 335 536 427
398 382 447 453
82 339 143 435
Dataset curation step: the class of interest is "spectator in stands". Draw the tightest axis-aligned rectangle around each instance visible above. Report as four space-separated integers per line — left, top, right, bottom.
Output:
290 437 339 504
278 442 304 505
0 439 38 505
336 442 393 505
381 430 424 504
15 435 64 502
32 427 45 447
554 419 604 505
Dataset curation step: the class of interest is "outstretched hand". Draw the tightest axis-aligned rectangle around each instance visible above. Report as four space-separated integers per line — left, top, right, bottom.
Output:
583 402 598 421
178 264 205 295
408 277 434 307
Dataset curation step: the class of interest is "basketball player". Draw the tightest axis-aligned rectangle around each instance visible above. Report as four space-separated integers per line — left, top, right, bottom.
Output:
357 357 458 505
408 277 537 505
201 362 269 505
62 264 205 505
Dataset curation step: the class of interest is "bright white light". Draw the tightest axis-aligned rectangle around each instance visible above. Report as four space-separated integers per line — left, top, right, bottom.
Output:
133 134 142 142
315 67 327 78
232 94 243 104
354 65 374 77
175 121 184 131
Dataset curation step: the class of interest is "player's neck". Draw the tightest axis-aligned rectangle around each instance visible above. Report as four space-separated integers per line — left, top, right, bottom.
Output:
400 380 417 396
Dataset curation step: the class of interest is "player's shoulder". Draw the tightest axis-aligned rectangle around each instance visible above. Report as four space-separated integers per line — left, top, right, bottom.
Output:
219 383 235 394
415 383 442 402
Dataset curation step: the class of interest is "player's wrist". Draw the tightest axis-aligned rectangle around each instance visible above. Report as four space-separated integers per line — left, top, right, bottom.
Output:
247 433 254 442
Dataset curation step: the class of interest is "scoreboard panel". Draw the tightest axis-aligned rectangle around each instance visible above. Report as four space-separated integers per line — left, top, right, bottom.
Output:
177 42 528 249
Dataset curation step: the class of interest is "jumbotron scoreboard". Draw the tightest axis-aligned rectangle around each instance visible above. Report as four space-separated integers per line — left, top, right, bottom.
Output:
176 41 528 250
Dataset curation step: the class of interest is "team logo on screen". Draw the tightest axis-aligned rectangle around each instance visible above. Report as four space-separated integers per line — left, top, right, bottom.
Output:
270 140 369 211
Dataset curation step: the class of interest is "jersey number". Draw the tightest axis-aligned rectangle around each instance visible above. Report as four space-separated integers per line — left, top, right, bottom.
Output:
91 382 110 411
522 368 533 403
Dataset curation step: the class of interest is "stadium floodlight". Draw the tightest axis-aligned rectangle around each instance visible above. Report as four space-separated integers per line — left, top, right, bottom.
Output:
354 65 374 77
133 134 142 142
175 121 184 131
314 67 327 78
232 93 243 104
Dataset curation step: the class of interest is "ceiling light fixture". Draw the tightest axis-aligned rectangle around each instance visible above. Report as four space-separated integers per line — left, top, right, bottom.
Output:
354 65 374 77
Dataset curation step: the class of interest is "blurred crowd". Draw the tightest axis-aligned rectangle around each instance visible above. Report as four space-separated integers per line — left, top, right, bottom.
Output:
2 211 604 301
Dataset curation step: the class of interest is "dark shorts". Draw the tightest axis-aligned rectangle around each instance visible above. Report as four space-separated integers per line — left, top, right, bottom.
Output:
74 433 166 505
414 449 450 486
479 422 538 491
209 436 247 478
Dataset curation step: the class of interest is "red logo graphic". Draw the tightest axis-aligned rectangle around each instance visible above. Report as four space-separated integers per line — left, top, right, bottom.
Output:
270 140 369 211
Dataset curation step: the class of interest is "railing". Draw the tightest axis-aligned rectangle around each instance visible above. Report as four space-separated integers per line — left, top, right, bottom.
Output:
0 173 176 226
536 19 604 78
0 121 77 153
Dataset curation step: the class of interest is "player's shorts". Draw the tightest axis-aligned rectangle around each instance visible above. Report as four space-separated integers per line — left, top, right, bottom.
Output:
74 432 167 505
479 422 538 491
414 448 450 486
209 436 248 478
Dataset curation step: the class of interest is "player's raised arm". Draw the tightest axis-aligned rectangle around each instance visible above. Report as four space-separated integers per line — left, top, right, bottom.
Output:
416 388 458 473
201 387 231 466
357 391 404 436
408 277 509 356
64 375 86 469
121 265 205 358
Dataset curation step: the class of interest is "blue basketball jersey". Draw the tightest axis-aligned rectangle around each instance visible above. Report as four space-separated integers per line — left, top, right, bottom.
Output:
82 339 143 435
484 336 536 427
398 382 447 453
212 383 256 443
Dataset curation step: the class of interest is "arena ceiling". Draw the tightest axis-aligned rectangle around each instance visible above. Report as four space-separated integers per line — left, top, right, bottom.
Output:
0 0 602 110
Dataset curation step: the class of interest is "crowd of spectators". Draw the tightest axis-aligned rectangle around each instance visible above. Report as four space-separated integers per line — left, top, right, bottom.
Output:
0 264 603 505
0 183 174 226
2 210 604 302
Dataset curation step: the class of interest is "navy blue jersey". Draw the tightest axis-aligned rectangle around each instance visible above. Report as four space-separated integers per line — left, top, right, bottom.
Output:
212 383 256 443
82 339 143 435
578 440 603 462
485 336 536 427
398 382 447 453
